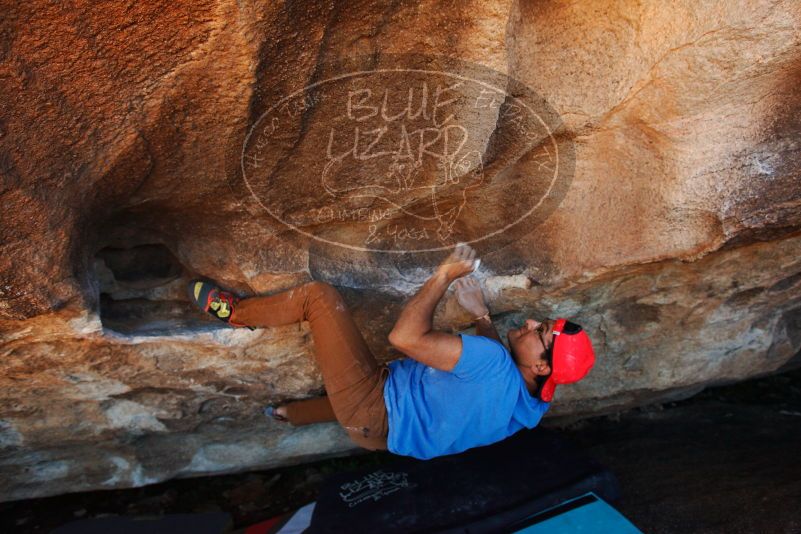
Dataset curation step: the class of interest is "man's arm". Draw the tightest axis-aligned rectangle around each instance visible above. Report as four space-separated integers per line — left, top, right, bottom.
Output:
388 245 477 372
454 277 501 343
475 315 502 343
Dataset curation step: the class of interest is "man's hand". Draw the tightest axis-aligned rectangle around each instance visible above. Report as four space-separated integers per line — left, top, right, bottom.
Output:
436 243 479 282
387 244 480 372
454 277 489 319
455 274 502 343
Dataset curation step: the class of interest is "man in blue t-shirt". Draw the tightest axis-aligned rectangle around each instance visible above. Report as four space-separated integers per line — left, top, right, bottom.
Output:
384 244 596 459
190 244 594 458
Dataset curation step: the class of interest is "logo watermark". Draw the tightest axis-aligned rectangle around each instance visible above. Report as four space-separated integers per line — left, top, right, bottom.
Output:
339 469 416 507
238 54 574 262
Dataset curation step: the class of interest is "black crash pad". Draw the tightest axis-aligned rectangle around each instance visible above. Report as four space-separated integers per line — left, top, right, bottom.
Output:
307 426 620 533
52 511 232 534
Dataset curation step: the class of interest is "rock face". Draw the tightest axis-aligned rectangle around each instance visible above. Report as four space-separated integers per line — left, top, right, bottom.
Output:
2 0 801 501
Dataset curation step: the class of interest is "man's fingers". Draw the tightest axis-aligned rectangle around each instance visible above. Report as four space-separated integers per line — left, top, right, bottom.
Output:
454 243 472 259
446 243 478 263
441 244 481 282
456 277 480 290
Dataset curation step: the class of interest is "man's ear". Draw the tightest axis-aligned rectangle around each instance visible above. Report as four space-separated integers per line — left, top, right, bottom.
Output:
533 362 551 376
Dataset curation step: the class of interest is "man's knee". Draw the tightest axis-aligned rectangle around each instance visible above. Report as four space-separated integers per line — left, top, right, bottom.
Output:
306 281 343 303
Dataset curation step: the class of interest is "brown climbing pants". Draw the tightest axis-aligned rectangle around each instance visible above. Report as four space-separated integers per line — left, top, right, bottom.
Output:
231 281 390 451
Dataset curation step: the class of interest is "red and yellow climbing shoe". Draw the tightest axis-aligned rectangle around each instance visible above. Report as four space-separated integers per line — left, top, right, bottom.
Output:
187 279 253 330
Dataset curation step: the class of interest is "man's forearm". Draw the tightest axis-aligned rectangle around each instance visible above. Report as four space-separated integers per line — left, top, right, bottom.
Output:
389 271 451 343
475 315 502 342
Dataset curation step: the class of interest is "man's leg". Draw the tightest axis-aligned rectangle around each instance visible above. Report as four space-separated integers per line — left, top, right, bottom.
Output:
231 281 389 449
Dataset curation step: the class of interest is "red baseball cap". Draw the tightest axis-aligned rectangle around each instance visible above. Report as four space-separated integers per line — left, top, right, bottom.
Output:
539 318 595 402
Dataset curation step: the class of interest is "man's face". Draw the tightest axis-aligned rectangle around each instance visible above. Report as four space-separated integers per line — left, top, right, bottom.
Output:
508 318 554 375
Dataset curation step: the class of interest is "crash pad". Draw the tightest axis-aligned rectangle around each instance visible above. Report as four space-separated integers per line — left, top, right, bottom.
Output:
509 492 641 533
306 426 621 533
52 511 232 534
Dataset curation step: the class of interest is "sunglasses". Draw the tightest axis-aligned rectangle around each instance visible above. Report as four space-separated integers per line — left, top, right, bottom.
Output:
536 319 554 362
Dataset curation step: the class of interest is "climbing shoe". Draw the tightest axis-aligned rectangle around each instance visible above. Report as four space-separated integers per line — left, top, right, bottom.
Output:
187 279 254 330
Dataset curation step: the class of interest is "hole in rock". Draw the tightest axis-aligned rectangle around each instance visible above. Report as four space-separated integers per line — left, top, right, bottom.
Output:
95 244 222 336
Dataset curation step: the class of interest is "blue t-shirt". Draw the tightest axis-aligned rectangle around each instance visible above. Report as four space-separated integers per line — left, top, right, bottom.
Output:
382 333 550 460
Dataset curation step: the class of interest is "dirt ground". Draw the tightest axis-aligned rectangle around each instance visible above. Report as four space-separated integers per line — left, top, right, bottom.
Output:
2 368 800 533
559 368 801 534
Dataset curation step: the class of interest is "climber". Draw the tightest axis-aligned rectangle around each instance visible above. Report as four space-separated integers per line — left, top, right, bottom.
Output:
187 244 595 459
